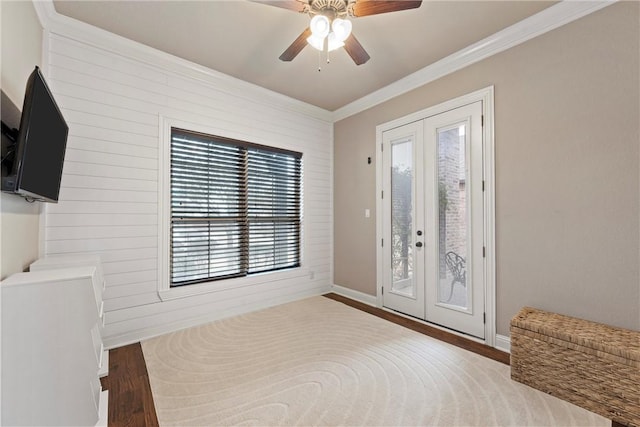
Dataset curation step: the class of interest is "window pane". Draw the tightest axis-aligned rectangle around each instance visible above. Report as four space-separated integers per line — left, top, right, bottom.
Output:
247 147 301 273
171 133 243 218
391 139 415 297
437 124 468 307
171 220 244 285
247 149 301 217
248 220 300 273
170 129 301 287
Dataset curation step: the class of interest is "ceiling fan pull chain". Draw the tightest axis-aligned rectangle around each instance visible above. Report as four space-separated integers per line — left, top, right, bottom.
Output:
318 49 322 72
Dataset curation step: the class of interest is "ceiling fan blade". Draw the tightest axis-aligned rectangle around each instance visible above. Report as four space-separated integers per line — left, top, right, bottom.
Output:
279 27 312 61
251 0 308 12
351 0 422 17
344 34 370 65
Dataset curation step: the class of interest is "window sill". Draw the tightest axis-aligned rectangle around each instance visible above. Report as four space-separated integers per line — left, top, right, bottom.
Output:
157 267 310 302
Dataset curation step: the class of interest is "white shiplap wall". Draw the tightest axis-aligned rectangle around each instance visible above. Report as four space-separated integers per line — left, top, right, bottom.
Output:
42 28 333 348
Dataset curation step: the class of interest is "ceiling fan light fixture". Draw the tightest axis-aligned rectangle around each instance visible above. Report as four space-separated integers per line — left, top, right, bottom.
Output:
308 14 351 52
273 0 422 65
306 33 325 51
309 15 330 38
331 18 352 42
327 32 345 52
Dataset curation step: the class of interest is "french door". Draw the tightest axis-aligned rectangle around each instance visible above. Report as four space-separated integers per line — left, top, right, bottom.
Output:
381 101 485 339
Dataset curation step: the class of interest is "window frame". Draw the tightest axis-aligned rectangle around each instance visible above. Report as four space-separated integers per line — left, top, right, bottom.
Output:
158 117 308 301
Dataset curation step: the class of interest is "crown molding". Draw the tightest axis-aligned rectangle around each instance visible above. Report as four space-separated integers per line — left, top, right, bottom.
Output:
331 0 617 122
31 0 616 124
30 0 334 123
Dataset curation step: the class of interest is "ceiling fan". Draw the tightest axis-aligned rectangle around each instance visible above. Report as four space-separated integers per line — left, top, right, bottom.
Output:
257 0 422 66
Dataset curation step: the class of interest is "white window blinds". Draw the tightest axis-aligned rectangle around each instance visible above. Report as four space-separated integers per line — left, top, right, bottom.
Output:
170 128 302 286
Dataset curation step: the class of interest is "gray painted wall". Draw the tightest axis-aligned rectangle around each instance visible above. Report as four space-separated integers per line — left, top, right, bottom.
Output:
334 2 640 336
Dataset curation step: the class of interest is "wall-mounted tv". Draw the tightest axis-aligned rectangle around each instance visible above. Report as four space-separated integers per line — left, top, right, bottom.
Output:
1 66 68 203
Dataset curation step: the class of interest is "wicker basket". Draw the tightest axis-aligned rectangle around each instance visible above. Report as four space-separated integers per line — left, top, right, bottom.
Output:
510 307 640 427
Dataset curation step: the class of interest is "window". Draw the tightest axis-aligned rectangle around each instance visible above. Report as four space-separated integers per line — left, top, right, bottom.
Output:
170 128 302 287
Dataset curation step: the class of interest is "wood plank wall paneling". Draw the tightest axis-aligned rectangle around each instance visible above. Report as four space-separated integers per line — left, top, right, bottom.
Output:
44 33 333 348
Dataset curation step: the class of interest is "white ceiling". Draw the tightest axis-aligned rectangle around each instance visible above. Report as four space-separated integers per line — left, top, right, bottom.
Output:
53 0 555 111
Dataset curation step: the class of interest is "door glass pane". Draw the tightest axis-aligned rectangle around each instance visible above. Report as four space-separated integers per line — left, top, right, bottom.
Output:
437 125 468 307
391 139 415 297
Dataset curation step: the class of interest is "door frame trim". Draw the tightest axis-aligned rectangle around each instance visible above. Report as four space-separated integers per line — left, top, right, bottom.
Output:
375 86 496 346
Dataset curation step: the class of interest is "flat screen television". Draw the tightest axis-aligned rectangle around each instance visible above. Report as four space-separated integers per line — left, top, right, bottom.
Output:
1 66 69 202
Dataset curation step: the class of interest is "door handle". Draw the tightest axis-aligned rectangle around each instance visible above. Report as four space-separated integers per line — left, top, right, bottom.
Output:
416 242 423 248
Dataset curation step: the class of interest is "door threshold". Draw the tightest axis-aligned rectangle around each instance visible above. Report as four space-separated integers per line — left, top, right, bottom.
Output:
382 305 484 343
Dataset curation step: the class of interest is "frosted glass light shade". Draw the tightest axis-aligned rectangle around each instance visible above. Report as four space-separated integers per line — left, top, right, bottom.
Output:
332 18 352 42
310 15 330 38
307 34 325 51
327 32 345 52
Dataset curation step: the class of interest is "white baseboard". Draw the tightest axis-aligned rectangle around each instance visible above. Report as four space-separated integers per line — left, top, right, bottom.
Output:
330 284 377 307
495 334 511 353
103 287 329 349
98 350 109 378
96 390 108 427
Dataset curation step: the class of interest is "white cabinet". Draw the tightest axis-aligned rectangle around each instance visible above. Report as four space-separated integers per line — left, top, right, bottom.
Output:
30 254 108 377
1 260 108 426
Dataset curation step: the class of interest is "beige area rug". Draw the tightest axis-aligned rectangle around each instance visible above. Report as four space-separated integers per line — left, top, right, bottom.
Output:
142 296 608 426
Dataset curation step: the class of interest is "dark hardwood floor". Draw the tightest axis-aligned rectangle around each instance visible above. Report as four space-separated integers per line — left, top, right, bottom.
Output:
102 292 509 426
101 342 159 427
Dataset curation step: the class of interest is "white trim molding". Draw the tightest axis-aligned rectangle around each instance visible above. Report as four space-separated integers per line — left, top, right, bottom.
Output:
495 334 511 353
31 0 614 123
330 284 377 307
332 0 616 121
30 0 333 123
483 88 497 349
